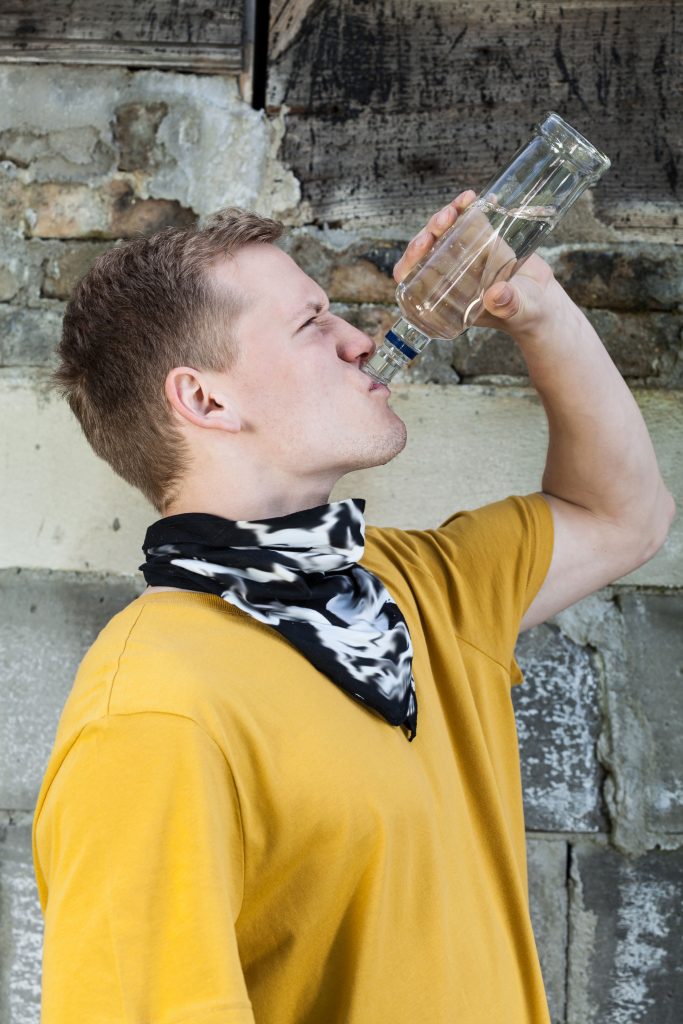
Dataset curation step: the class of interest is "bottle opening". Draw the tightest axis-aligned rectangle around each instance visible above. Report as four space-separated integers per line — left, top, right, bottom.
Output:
537 111 611 179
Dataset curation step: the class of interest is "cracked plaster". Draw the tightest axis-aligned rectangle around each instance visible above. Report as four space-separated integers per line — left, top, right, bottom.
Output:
0 66 302 224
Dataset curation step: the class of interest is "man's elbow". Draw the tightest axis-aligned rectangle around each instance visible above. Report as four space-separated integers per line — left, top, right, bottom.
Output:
640 488 676 563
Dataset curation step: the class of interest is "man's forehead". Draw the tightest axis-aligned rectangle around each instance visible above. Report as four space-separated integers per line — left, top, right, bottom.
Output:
211 244 326 318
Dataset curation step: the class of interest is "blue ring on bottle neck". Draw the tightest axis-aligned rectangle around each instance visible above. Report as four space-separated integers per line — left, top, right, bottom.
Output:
385 330 418 359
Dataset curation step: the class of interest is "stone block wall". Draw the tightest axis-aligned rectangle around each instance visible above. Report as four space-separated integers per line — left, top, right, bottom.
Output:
1 2 681 1021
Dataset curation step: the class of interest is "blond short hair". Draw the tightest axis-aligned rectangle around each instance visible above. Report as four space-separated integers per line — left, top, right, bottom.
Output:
53 207 284 512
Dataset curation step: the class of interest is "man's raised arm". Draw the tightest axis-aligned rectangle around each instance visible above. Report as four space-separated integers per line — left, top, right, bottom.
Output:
392 192 676 631
478 256 675 630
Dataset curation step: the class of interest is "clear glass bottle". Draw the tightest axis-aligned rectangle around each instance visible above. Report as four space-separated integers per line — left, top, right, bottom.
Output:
362 111 610 386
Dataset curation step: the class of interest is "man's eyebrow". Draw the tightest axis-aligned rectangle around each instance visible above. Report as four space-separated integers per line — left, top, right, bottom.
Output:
290 299 328 326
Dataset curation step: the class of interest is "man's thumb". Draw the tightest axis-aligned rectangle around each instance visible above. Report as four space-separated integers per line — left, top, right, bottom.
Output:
483 282 520 320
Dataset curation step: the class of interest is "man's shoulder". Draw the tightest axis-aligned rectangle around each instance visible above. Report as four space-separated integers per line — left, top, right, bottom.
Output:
361 494 553 660
53 593 249 747
364 493 551 565
361 500 496 584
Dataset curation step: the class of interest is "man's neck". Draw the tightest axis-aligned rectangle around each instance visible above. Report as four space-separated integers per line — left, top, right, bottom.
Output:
162 472 337 523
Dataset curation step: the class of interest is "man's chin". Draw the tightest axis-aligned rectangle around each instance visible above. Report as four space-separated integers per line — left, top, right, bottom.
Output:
379 422 408 465
352 419 408 470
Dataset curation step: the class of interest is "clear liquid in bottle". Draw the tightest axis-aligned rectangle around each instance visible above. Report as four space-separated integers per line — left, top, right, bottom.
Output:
398 200 558 340
361 111 610 386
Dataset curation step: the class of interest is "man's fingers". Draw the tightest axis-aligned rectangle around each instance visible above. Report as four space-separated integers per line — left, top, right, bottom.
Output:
393 189 476 284
392 234 432 284
440 187 477 221
425 202 456 236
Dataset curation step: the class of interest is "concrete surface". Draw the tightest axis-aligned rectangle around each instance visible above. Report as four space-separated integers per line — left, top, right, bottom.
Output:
1 373 681 586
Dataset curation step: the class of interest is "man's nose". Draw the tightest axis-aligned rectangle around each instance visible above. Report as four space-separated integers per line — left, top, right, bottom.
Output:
336 318 377 365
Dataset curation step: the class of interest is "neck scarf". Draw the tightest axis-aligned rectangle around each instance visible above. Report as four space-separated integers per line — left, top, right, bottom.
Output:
140 499 418 741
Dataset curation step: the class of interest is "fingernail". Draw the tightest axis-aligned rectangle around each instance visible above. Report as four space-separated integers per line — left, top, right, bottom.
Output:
494 285 512 306
436 208 451 226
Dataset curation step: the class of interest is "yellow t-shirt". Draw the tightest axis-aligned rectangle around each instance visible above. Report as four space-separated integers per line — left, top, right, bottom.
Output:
33 492 554 1024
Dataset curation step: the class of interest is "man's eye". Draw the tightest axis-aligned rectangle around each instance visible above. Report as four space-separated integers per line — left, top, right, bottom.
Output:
298 310 331 333
306 314 330 329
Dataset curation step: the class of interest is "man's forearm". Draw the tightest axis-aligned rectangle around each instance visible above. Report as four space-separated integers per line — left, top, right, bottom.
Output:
511 279 674 539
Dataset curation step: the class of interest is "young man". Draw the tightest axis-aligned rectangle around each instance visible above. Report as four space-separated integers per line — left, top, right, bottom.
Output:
33 195 674 1024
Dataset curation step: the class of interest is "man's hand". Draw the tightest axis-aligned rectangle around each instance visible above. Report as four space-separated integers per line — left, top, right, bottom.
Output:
392 189 477 286
392 190 559 339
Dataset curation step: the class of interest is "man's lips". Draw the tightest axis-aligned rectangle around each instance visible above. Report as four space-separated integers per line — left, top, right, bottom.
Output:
368 380 390 393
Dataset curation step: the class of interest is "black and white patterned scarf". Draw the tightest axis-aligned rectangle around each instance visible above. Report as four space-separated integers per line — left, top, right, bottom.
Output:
140 499 418 741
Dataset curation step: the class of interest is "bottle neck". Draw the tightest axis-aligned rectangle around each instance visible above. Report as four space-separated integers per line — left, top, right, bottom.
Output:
361 316 431 385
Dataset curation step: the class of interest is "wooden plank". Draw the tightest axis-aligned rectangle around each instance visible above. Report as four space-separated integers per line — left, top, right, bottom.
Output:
0 41 242 73
267 0 681 229
0 0 245 72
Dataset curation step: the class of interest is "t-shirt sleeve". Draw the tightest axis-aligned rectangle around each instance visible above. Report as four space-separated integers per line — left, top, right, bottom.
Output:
34 711 255 1024
367 492 554 683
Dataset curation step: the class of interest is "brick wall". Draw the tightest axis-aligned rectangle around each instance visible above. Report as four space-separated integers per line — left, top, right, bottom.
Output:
1 3 681 1021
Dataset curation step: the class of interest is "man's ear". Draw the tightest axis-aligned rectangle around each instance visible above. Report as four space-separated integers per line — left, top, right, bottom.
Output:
164 366 241 432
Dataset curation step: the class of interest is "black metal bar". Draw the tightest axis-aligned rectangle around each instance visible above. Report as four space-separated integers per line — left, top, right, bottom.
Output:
251 0 270 111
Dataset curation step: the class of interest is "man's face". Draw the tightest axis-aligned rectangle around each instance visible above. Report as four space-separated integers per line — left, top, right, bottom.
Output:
210 242 407 484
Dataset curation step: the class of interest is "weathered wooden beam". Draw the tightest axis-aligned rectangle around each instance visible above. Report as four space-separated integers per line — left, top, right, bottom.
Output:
0 41 243 73
267 0 681 230
0 0 245 73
